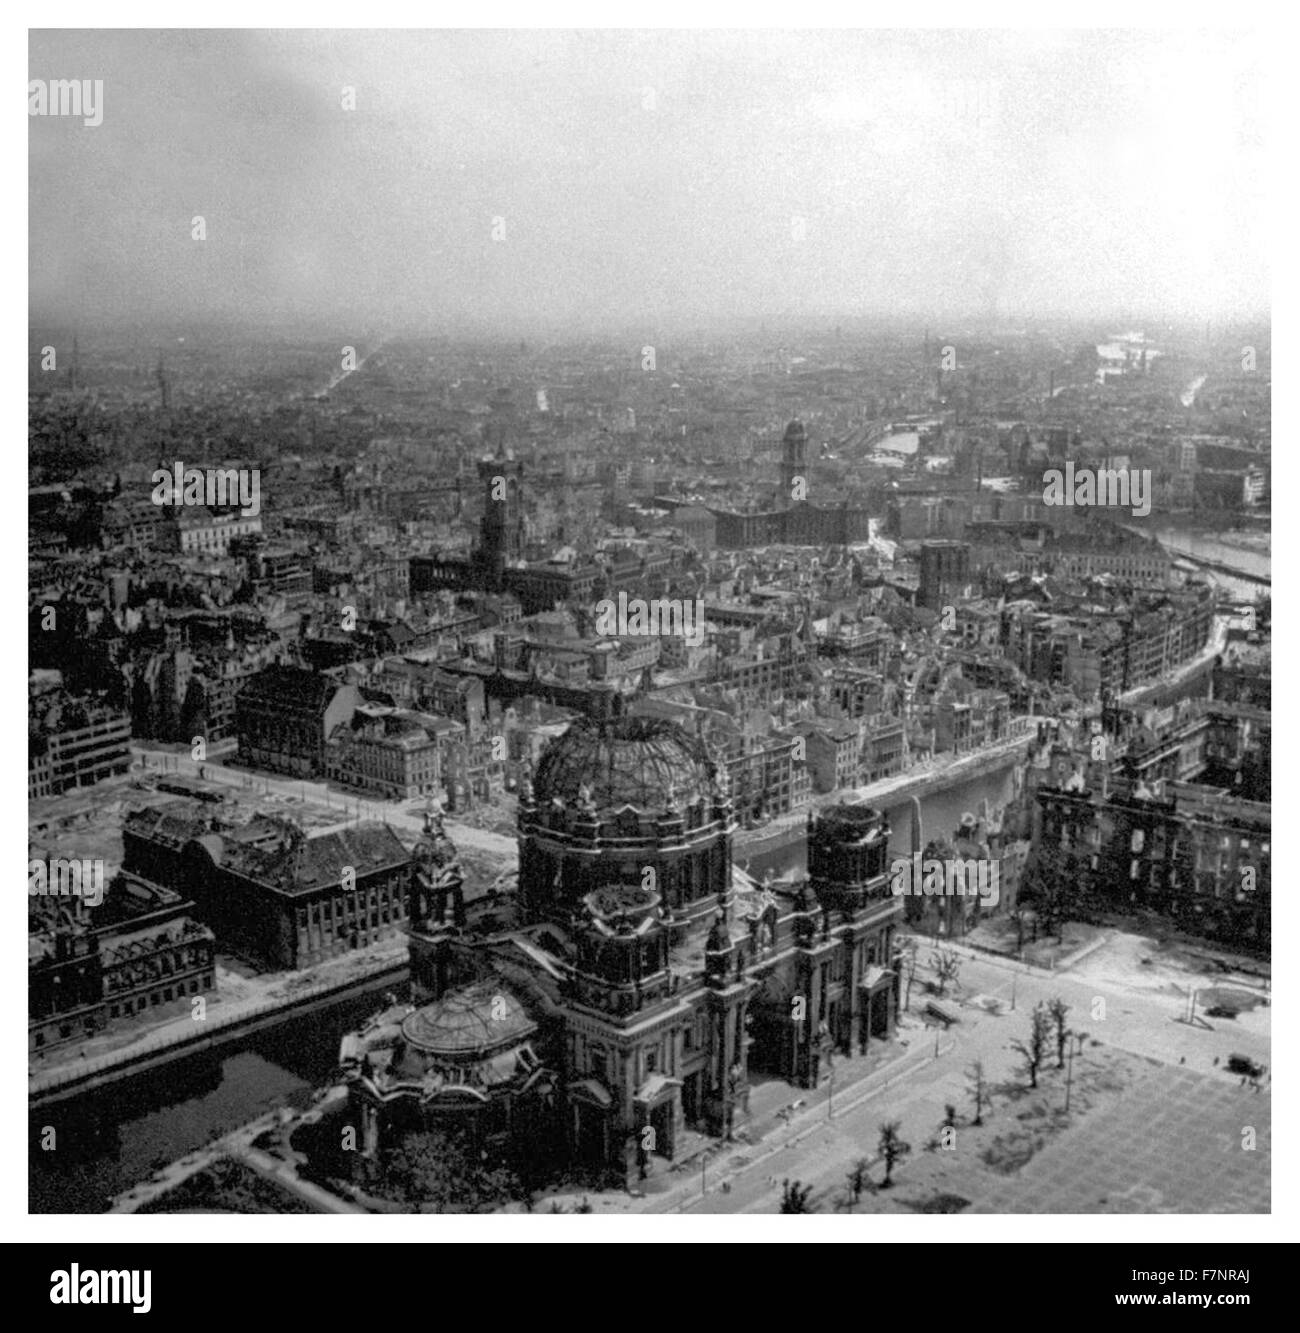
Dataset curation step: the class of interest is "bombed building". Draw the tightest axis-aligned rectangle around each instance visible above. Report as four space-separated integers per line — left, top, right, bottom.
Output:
339 714 903 1187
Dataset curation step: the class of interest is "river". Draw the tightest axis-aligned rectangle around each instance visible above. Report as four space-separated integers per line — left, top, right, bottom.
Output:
1180 374 1208 408
1152 524 1270 601
741 756 1023 881
30 986 392 1214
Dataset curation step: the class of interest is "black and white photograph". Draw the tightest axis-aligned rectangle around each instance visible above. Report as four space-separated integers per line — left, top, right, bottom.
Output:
18 11 1285 1273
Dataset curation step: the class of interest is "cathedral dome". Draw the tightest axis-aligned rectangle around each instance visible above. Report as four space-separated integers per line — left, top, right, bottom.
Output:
532 715 719 814
400 980 536 1060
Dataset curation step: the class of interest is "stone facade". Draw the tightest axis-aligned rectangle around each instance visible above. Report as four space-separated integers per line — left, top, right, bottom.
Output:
340 714 903 1188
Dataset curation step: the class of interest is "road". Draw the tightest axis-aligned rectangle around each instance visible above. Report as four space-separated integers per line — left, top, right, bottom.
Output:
131 744 517 859
1118 614 1230 708
651 930 1269 1214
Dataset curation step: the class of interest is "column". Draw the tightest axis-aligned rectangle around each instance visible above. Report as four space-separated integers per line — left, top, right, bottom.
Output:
848 935 864 1054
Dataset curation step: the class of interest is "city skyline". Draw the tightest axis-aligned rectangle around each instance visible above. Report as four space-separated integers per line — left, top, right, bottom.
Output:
25 20 1274 1241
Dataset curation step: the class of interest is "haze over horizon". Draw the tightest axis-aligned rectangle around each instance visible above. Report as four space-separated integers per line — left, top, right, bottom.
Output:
30 28 1269 335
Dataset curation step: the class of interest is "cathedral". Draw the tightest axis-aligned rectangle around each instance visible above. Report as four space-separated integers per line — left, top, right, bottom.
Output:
339 714 903 1187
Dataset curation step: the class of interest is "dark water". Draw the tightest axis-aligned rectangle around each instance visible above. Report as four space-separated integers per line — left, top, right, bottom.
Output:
742 759 1022 881
30 987 392 1214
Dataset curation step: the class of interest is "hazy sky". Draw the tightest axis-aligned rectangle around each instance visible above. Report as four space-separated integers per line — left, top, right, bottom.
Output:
29 28 1268 332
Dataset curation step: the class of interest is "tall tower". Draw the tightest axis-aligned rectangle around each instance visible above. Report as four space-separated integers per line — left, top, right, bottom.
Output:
157 356 171 413
780 419 807 508
477 438 524 589
804 803 902 1060
919 539 971 611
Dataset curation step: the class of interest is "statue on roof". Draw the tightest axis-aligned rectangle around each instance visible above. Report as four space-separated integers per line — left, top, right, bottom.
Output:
706 913 729 954
413 797 462 892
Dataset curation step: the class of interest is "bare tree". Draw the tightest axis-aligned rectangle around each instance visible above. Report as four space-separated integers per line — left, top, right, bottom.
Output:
780 1179 815 1213
877 1120 912 1189
965 1059 989 1126
1022 844 1069 942
845 1158 871 1207
1011 1001 1052 1089
930 947 961 997
1048 996 1071 1069
901 938 919 1011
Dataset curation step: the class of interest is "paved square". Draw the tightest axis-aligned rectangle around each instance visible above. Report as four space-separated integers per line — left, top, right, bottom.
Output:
963 1065 1270 1213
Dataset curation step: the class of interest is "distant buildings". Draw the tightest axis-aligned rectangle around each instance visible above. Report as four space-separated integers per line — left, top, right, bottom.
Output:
29 688 132 798
1048 530 1173 587
236 666 362 777
797 718 862 794
26 331 1272 995
29 872 216 1056
365 658 486 738
997 586 1215 702
1036 778 1269 950
701 421 873 549
161 507 263 557
671 504 716 553
415 443 605 614
123 800 414 969
918 539 971 611
325 705 457 801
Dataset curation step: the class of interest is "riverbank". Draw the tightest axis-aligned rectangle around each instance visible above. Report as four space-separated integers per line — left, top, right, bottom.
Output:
30 940 407 1107
735 724 1036 858
1118 613 1227 708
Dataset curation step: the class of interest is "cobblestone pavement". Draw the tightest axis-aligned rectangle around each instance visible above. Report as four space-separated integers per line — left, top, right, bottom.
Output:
964 1065 1270 1213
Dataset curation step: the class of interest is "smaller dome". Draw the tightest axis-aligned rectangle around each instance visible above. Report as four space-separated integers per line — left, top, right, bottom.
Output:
784 420 807 438
400 980 536 1060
